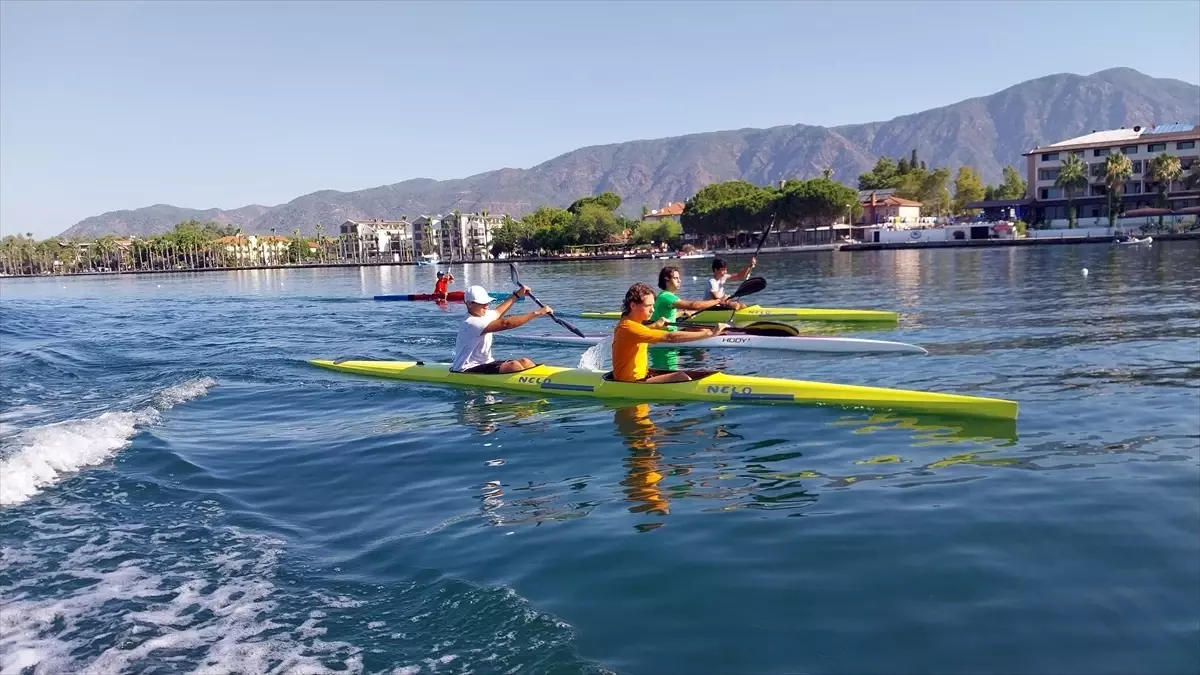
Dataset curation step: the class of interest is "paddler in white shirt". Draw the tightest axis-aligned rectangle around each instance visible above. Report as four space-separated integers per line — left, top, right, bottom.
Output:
706 256 756 309
451 285 554 374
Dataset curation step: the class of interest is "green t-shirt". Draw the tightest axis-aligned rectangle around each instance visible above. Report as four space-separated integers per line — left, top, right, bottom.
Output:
651 290 679 325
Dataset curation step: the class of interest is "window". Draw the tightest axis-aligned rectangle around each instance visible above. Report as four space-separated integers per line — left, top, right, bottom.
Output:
1178 141 1196 150
1072 150 1085 158
1041 152 1060 161
1039 168 1060 181
1039 187 1064 200
1147 143 1167 152
1182 157 1196 170
1090 185 1108 197
1121 146 1138 155
1123 181 1141 194
1131 160 1142 173
1094 148 1110 157
1090 163 1105 177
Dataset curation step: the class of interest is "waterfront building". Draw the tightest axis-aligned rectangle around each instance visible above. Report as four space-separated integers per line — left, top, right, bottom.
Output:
857 190 923 225
338 219 415 261
644 202 684 222
1020 123 1199 226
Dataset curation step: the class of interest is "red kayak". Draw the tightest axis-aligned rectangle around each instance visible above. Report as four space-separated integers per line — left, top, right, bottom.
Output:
373 291 517 302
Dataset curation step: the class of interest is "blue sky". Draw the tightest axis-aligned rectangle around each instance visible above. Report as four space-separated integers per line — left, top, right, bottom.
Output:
2 0 1198 238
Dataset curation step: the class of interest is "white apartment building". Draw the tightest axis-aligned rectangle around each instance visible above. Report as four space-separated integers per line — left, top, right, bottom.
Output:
1024 122 1198 225
436 212 506 261
338 219 414 261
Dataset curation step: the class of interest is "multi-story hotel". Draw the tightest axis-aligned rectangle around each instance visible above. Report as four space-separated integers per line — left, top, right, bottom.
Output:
1023 123 1198 225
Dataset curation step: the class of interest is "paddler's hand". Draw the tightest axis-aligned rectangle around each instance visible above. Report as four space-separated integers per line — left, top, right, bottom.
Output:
515 284 531 297
709 324 726 336
537 305 554 316
749 257 757 269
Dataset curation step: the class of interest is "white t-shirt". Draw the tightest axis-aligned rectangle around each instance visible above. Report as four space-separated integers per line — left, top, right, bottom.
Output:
451 309 499 372
708 274 729 299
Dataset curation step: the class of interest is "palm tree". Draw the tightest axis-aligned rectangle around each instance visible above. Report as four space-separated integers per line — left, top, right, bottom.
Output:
1146 152 1182 231
314 223 324 263
1103 153 1134 228
1184 161 1200 191
1055 154 1089 228
821 168 834 180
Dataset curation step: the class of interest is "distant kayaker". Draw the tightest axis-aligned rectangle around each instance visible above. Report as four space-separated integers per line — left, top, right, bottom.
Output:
652 265 733 328
706 257 756 309
451 285 552 374
613 283 723 383
433 270 455 301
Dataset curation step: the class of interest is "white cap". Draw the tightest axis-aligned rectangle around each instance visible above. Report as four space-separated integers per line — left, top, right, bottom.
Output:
465 285 493 304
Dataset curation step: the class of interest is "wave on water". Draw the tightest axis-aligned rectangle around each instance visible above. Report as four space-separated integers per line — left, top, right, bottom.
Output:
0 377 217 506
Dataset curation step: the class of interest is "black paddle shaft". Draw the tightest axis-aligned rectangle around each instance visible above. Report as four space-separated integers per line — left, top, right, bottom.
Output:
509 263 587 338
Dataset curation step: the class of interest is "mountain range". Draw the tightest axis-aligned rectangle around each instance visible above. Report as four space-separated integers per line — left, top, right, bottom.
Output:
59 67 1199 239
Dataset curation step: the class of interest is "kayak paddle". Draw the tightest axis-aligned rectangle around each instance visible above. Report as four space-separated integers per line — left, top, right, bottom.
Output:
509 263 587 339
676 276 767 324
754 217 774 257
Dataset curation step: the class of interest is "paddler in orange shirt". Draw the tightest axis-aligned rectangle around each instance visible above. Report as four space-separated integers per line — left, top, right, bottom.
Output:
611 283 723 383
433 270 454 301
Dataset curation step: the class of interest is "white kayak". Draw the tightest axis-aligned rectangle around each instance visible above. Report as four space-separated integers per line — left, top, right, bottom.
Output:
503 332 928 355
1112 236 1152 246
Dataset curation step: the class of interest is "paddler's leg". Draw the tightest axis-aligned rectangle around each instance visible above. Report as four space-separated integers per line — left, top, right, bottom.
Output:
643 370 693 383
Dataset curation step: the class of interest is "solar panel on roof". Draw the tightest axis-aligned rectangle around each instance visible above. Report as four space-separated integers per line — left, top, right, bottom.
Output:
1144 122 1196 135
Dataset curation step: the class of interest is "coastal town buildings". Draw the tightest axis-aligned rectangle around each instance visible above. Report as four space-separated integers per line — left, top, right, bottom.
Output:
644 202 684 222
857 190 924 225
1008 123 1199 227
338 219 415 261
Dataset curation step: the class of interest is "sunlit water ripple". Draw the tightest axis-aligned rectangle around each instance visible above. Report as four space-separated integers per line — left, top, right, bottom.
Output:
1 242 1198 674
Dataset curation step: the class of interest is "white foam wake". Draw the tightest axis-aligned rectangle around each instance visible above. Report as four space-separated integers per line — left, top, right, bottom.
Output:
0 377 217 507
578 336 613 372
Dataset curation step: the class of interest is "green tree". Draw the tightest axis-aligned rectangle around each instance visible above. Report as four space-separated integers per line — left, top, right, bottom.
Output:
568 191 622 214
1146 152 1182 230
682 180 776 240
999 166 1027 199
952 166 987 215
858 157 900 190
573 203 622 244
520 206 574 253
1103 153 1134 228
1054 154 1089 228
629 217 683 247
918 168 952 217
1184 161 1200 191
778 178 859 228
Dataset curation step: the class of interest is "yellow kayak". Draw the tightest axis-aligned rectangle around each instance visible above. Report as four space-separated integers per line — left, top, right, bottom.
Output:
309 360 1017 420
579 304 899 324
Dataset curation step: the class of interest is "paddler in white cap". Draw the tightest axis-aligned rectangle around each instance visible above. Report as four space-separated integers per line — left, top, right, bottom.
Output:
451 284 554 374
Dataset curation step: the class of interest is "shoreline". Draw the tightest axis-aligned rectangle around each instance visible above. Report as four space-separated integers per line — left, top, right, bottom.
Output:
2 234 1196 280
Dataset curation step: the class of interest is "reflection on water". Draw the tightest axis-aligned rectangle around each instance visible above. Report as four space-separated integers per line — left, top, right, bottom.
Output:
444 393 1195 533
614 404 670 521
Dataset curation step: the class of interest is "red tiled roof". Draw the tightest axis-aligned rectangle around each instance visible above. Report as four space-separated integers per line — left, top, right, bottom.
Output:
646 202 685 217
861 195 922 207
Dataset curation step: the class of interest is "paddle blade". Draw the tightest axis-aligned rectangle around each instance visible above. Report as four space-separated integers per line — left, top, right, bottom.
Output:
509 263 521 288
554 315 588 339
730 276 767 299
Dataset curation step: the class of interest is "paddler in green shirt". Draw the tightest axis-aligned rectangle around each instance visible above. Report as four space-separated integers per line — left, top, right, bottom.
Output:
651 265 730 330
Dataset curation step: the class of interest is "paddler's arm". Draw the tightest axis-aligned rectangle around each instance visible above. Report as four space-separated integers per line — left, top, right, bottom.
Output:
672 296 727 311
494 285 532 316
729 257 756 282
660 324 724 342
482 306 553 334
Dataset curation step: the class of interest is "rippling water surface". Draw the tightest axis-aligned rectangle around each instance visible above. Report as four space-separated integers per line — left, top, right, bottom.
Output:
2 243 1198 674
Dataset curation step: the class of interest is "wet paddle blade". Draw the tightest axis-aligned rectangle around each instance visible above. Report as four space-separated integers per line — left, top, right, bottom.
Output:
729 276 767 299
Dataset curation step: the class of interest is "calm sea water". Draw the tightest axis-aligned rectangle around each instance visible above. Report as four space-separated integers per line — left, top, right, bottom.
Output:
2 243 1198 675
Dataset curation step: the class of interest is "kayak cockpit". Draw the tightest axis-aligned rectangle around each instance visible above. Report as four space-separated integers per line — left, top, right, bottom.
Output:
601 370 719 383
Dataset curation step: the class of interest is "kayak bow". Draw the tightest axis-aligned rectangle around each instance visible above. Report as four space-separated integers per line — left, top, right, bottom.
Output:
580 304 899 324
308 360 1017 420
